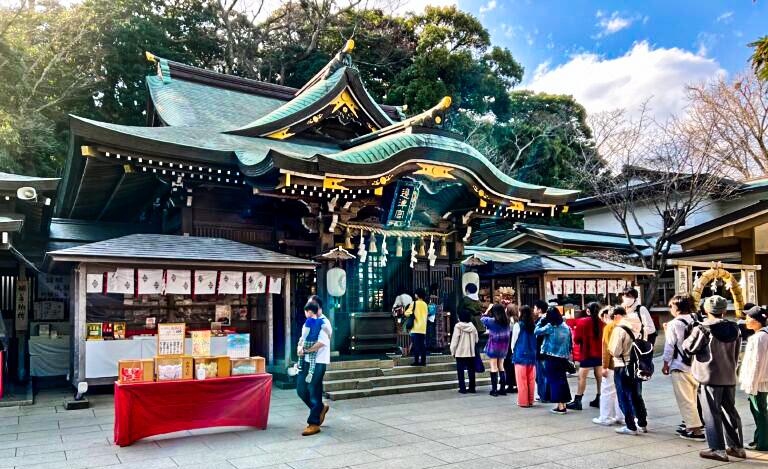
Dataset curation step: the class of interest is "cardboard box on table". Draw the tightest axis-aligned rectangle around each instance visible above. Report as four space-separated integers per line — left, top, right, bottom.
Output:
230 356 266 376
154 356 194 381
193 356 231 379
118 359 155 383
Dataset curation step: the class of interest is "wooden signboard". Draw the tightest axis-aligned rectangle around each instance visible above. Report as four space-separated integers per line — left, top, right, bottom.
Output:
157 323 186 356
190 330 211 356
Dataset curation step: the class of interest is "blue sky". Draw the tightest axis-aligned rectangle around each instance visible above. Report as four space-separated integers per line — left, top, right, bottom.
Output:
418 0 767 118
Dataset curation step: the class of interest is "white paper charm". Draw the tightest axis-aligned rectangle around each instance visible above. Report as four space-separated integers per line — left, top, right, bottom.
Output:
107 268 134 294
575 280 586 295
585 280 597 295
165 270 191 294
86 274 103 293
246 272 267 294
552 280 563 295
218 271 244 295
597 280 607 295
269 276 282 294
195 271 217 295
137 269 164 295
564 279 575 295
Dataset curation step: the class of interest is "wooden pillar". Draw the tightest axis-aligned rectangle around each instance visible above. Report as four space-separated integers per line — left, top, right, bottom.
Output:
72 264 87 386
283 270 291 366
266 292 273 366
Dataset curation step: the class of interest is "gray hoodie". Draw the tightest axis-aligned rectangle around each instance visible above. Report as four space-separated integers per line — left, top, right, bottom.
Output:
683 318 741 386
450 322 478 358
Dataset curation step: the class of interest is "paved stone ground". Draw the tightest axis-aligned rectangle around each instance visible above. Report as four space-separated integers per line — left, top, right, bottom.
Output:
0 371 767 469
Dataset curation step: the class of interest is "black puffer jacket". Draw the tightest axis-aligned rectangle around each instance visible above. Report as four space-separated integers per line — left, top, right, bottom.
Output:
683 318 741 386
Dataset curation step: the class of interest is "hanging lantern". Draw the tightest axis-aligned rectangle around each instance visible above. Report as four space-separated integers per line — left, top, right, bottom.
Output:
439 237 448 257
343 226 354 249
410 239 418 268
395 237 403 257
326 267 347 297
357 230 367 263
418 237 426 256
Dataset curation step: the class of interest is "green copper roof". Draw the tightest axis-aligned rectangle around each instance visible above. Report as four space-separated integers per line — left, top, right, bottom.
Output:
231 68 347 131
147 76 285 130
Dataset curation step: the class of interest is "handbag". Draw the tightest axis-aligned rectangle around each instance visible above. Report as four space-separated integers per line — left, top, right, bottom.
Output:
474 354 485 373
404 314 415 330
565 359 577 374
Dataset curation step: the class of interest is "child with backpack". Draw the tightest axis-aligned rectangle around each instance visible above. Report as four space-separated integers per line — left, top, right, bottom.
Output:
608 306 649 435
451 309 479 394
684 295 745 462
662 294 705 441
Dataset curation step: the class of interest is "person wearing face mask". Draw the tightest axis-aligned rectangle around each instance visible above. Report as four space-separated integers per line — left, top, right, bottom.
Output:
621 287 657 346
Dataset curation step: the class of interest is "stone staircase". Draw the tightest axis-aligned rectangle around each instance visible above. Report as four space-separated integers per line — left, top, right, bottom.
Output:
323 354 491 400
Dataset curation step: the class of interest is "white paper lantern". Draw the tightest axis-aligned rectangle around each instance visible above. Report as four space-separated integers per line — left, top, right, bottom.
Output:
327 267 347 298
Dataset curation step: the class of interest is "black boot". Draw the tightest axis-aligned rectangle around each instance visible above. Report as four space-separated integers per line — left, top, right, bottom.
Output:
456 361 466 394
498 372 507 395
589 394 600 408
566 394 583 410
490 372 498 396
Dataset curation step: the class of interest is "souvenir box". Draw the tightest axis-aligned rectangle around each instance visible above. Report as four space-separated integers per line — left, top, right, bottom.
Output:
154 356 194 381
118 359 154 384
193 356 231 380
114 322 126 340
230 356 266 376
86 323 102 340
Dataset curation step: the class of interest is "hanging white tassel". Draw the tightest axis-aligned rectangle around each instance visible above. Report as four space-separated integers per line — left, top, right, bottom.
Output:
395 236 403 257
380 234 388 263
357 230 367 263
428 235 437 267
368 234 378 253
410 239 418 268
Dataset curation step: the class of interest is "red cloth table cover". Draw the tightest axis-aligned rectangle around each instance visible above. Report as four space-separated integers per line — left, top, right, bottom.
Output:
114 374 272 446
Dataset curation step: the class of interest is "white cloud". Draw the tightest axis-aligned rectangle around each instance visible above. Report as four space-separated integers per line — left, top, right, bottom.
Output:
526 41 725 121
695 32 718 56
716 11 733 23
594 11 636 38
479 0 497 14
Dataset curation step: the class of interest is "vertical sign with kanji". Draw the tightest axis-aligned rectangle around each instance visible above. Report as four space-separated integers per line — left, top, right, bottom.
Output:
386 180 420 227
15 279 29 331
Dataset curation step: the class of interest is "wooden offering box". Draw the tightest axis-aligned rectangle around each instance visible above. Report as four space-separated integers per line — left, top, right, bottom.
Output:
230 356 266 376
154 356 194 381
193 356 231 379
118 359 154 384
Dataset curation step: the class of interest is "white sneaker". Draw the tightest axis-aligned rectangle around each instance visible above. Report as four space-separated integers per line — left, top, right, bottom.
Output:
592 417 615 426
639 426 648 433
615 426 638 435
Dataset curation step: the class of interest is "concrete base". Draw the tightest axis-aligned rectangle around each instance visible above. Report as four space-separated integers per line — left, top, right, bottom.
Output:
63 398 90 410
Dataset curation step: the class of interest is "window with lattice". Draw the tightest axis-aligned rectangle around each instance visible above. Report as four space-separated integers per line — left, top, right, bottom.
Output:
356 255 385 312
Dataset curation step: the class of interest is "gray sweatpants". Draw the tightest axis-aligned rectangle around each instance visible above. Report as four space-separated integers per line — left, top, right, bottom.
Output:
700 384 744 451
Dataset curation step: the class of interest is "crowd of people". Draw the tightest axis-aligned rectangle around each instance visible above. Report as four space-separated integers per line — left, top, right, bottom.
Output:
448 284 768 463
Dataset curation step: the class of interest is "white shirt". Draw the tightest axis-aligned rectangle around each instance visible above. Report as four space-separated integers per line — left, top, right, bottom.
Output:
740 328 768 395
300 314 332 365
627 301 656 335
663 315 694 372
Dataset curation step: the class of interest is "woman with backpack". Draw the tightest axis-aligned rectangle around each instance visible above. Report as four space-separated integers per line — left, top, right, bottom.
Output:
739 307 768 451
511 305 538 407
482 304 511 396
662 294 705 441
608 306 649 435
568 302 604 410
535 306 573 414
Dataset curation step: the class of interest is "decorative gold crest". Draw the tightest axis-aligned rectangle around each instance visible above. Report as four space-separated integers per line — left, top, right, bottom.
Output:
266 128 295 140
413 163 456 179
307 114 323 125
331 90 359 117
505 201 525 211
323 177 348 191
372 175 393 186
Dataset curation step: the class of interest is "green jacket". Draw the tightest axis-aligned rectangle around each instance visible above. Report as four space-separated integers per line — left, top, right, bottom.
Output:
460 296 486 333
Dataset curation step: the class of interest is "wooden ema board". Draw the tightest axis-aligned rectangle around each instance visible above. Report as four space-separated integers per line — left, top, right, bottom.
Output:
157 323 185 356
154 356 193 381
118 359 154 383
190 330 211 356
193 356 231 379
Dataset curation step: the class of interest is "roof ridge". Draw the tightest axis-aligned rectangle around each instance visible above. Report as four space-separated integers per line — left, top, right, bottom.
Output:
517 222 651 238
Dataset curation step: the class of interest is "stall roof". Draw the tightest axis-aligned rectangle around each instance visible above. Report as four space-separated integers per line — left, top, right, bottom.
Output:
44 234 316 269
464 246 655 276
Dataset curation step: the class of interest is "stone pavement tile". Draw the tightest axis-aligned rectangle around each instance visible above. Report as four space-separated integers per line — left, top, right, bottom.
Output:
0 449 12 458
20 409 95 423
312 438 396 456
0 421 59 435
347 453 444 469
286 450 382 469
0 416 18 426
16 454 121 469
382 434 430 445
323 428 407 443
615 452 729 469
60 416 113 429
116 441 212 462
171 451 246 466
462 443 515 457
0 434 16 443
257 435 339 453
490 448 568 467
553 436 643 456
426 448 479 464
228 448 322 469
435 431 508 448
0 435 62 450
367 441 452 459
492 435 571 453
0 450 66 467
555 450 646 469
408 428 461 440
524 463 570 469
549 428 618 443
105 456 179 468
615 440 707 459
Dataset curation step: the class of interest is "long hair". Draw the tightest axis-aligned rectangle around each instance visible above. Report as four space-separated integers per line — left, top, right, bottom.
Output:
506 303 519 323
545 306 563 326
586 302 601 337
491 304 509 329
519 305 535 333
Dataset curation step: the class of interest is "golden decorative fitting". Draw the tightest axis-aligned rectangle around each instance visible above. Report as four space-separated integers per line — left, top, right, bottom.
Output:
331 89 359 117
307 114 323 125
505 201 525 211
418 238 426 257
479 199 488 208
562 206 569 213
374 187 384 196
266 128 295 140
372 175 393 186
439 238 448 257
145 51 156 63
323 177 348 191
395 237 404 257
343 39 355 53
343 227 354 249
434 116 442 125
80 145 96 157
123 164 132 173
404 96 452 128
413 163 456 180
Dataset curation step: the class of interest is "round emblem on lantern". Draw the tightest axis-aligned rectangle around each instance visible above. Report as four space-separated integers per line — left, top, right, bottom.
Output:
327 267 347 298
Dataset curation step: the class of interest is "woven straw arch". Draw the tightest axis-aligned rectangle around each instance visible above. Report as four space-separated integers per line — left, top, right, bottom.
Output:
691 267 744 318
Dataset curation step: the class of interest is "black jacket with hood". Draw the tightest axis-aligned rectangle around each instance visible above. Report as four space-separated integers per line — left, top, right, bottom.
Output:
683 318 741 386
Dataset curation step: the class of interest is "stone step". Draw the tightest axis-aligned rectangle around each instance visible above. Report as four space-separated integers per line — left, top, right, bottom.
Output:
391 354 455 366
324 361 468 382
324 369 492 392
325 377 493 400
327 358 390 371
324 367 384 381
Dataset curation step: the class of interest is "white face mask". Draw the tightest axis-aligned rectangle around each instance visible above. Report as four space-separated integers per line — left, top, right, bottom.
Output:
621 296 634 309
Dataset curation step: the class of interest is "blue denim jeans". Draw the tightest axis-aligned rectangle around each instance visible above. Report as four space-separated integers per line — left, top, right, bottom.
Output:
536 358 548 400
296 362 327 425
614 366 647 431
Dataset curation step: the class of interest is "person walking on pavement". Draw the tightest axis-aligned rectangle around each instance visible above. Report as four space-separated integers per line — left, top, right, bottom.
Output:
662 294 705 441
593 306 624 426
608 306 649 435
739 307 768 451
535 306 573 414
296 301 332 436
512 305 538 407
451 309 479 394
568 302 604 410
684 295 745 462
483 304 511 396
405 288 429 366
532 300 550 402
621 287 657 346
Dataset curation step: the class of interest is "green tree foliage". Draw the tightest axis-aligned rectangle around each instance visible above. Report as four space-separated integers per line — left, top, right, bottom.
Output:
750 36 768 81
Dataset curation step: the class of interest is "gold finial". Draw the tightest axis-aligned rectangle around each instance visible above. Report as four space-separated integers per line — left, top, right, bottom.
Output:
343 39 355 53
437 96 452 110
145 51 156 63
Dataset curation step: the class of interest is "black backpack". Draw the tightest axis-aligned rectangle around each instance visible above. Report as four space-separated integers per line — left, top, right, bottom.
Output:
672 317 698 367
620 324 655 381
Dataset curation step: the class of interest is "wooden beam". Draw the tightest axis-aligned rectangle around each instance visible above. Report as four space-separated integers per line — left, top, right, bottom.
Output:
266 292 274 366
95 170 127 221
667 259 762 270
68 157 91 218
283 270 292 366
